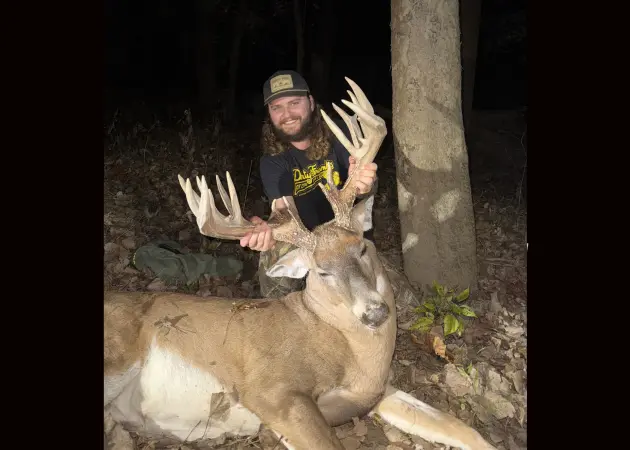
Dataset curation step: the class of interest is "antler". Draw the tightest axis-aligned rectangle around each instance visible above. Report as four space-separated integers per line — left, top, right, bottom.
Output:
178 173 317 252
318 77 387 229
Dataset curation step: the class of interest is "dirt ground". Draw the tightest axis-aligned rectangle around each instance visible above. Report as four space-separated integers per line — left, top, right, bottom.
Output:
104 108 527 450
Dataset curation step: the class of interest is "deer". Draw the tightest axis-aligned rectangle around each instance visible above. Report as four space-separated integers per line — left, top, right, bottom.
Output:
104 78 496 450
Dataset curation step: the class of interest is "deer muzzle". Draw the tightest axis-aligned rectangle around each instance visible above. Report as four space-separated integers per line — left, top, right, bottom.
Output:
360 301 390 329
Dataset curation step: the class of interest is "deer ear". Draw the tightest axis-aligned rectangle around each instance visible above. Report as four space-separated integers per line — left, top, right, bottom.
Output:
266 247 310 279
350 195 375 235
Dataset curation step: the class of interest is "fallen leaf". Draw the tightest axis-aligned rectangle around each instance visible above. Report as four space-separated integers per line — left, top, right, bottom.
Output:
504 368 525 394
478 391 516 420
147 278 167 291
432 335 447 359
105 422 134 450
351 417 368 437
443 364 474 397
335 422 355 440
216 286 233 298
383 423 408 443
507 434 521 450
341 436 362 450
503 325 525 338
490 292 502 312
485 368 512 395
121 237 136 249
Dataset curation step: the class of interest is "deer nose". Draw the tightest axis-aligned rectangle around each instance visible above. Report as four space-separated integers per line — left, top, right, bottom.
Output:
361 302 390 328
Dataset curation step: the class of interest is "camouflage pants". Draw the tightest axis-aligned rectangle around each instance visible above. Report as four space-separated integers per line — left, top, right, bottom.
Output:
257 241 305 298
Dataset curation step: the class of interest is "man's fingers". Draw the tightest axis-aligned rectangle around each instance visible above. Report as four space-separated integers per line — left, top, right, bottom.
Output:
261 229 272 251
245 232 257 249
355 179 369 194
240 233 252 247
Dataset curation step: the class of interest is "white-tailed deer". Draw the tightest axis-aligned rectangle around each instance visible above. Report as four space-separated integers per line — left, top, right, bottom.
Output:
104 78 495 450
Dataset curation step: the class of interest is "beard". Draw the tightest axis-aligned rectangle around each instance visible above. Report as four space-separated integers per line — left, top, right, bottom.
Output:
271 109 316 144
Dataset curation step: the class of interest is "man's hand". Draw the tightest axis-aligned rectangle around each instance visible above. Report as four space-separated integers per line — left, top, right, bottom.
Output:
348 156 378 195
240 216 275 252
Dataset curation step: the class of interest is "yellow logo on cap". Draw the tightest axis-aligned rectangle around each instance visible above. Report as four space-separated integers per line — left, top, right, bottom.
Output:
270 74 294 93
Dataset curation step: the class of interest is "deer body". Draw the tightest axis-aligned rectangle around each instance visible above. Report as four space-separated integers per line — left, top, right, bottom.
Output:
105 78 496 450
105 229 396 446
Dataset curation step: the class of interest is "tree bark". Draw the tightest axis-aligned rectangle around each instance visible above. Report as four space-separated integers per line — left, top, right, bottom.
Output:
390 0 478 293
293 0 305 73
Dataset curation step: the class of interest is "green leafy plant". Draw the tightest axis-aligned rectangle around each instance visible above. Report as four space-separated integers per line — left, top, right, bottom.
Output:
410 281 477 337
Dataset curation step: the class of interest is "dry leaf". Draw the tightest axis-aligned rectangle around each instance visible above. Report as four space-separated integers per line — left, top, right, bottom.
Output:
432 335 447 359
351 417 368 437
121 237 136 249
216 285 233 298
341 436 362 450
147 278 167 291
335 422 355 440
383 424 408 443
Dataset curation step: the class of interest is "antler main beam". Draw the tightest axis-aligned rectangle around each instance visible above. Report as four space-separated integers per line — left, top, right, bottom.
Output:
318 77 387 229
178 173 316 252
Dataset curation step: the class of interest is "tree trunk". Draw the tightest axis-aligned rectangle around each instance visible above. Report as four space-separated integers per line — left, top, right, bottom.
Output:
460 0 482 130
225 0 248 124
194 0 219 113
309 0 336 104
293 0 305 73
390 0 478 293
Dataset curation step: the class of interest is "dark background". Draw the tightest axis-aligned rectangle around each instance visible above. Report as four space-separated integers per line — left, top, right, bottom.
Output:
104 0 526 124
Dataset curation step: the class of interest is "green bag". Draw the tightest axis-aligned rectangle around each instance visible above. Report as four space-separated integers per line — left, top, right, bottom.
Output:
132 240 243 284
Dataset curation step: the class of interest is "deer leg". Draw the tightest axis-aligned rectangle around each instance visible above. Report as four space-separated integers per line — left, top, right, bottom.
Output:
369 385 496 450
247 392 345 450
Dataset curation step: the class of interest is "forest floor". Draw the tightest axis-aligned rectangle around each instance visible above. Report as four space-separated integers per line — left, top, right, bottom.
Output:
104 107 527 450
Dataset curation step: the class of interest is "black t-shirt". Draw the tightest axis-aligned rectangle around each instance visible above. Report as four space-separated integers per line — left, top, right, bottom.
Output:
260 122 352 231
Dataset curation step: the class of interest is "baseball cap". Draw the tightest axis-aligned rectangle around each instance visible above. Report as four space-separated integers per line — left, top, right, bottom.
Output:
262 70 310 105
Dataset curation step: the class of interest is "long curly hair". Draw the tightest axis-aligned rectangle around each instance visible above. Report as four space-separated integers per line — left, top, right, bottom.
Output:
260 103 333 161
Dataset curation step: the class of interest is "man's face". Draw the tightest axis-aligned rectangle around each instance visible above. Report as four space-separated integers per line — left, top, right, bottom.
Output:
267 94 315 142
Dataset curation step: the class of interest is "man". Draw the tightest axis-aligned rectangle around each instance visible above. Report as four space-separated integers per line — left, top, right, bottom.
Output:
240 70 379 297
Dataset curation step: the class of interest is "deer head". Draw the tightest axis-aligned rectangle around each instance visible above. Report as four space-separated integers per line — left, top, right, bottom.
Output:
178 77 389 330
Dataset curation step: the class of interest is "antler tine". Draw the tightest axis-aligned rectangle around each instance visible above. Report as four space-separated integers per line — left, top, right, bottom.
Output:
177 172 256 241
317 164 353 228
266 196 317 253
345 76 375 115
215 174 233 216
178 174 200 215
331 103 360 149
319 78 387 227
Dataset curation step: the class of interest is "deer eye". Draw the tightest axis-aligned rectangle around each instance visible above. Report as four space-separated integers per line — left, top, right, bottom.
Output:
317 270 332 278
360 246 367 258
